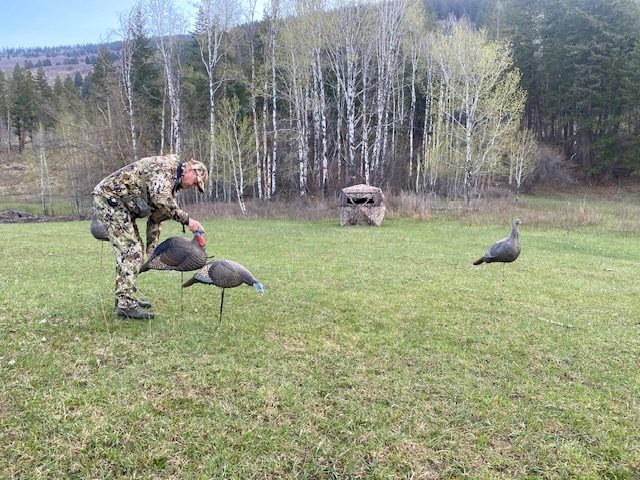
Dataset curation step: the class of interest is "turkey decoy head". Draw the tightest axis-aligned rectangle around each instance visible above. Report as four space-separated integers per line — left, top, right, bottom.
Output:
193 229 206 248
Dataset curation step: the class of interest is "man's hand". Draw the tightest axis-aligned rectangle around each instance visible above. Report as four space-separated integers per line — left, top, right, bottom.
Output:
188 218 204 233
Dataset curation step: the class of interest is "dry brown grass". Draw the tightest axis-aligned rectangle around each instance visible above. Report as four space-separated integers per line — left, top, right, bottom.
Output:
188 185 640 233
187 197 339 221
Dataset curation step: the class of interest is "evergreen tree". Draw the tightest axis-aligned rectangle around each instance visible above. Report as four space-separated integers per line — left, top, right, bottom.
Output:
0 70 8 125
130 5 164 154
619 36 640 170
502 0 640 175
90 47 115 100
74 71 84 90
11 65 37 151
0 70 10 149
34 68 55 128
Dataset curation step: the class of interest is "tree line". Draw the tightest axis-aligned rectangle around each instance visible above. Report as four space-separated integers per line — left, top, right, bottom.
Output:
0 0 639 215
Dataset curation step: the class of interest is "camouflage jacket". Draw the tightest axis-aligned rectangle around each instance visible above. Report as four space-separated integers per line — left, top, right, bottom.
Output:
93 154 190 225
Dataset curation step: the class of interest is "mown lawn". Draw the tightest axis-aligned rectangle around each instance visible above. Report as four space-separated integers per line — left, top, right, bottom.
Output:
0 214 639 479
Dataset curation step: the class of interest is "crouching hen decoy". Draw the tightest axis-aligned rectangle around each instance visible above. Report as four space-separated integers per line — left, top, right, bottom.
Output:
182 259 264 322
473 218 521 265
139 230 208 273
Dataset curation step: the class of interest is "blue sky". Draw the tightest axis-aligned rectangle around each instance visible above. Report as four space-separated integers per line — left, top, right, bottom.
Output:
0 0 198 49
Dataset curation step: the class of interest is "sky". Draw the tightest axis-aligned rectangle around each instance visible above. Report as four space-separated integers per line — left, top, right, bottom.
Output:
0 0 199 49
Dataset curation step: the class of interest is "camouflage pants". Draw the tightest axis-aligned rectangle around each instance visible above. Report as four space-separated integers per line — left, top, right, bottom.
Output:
93 194 145 309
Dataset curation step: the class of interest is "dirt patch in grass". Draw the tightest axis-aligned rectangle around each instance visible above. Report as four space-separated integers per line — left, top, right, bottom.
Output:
0 209 82 224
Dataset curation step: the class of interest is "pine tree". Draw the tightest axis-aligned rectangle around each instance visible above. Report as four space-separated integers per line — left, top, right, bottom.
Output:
502 0 640 175
130 4 164 153
0 70 10 152
11 65 37 151
34 67 55 128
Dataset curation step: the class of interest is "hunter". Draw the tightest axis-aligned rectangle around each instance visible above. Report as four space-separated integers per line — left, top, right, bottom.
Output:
93 154 208 320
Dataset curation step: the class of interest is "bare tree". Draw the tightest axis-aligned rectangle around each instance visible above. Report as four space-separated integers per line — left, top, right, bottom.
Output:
34 123 53 215
144 0 188 155
278 2 314 197
431 19 525 202
370 0 407 180
215 97 254 214
313 46 329 195
325 1 373 184
290 0 331 195
508 129 539 203
195 0 240 198
243 0 265 200
117 5 143 161
403 1 429 190
269 0 280 196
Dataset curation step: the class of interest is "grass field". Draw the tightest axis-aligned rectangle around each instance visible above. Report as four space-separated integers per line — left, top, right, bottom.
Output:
1 205 639 478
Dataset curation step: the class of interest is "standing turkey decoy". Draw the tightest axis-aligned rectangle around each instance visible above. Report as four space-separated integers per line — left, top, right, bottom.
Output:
138 230 209 311
473 218 522 265
138 230 208 273
182 259 264 322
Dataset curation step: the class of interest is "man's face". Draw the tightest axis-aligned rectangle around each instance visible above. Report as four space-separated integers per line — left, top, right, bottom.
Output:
181 165 199 189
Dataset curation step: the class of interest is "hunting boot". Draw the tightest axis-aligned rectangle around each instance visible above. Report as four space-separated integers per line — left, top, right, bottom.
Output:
115 306 154 320
114 299 152 309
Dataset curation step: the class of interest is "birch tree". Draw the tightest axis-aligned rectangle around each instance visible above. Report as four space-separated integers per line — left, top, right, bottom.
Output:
194 0 240 198
370 0 407 181
314 45 329 195
325 1 373 184
243 0 265 199
34 123 53 215
508 128 538 202
118 6 141 161
279 0 330 196
144 0 188 155
268 0 280 196
215 97 254 214
403 1 429 190
296 0 330 195
431 19 525 202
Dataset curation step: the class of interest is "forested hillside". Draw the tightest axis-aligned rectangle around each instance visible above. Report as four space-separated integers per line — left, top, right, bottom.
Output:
0 0 639 215
0 43 122 88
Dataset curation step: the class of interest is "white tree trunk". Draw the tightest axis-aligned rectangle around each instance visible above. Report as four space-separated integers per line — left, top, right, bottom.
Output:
118 9 139 161
269 0 279 196
195 0 239 197
315 48 329 196
36 125 52 216
145 0 186 155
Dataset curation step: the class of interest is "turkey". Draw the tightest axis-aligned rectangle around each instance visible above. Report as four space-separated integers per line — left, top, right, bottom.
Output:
182 259 264 322
90 209 109 241
473 219 521 265
138 230 208 273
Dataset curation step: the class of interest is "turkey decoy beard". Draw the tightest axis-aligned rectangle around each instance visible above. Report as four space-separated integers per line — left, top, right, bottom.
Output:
182 259 264 323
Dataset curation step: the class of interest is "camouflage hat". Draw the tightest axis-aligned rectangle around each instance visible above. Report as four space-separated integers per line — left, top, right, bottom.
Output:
190 160 208 194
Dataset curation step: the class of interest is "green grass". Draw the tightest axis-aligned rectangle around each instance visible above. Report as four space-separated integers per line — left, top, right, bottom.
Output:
1 215 639 479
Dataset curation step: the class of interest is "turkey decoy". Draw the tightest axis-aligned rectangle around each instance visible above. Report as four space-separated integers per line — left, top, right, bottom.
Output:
182 259 264 322
90 209 109 241
139 230 208 273
473 218 521 265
